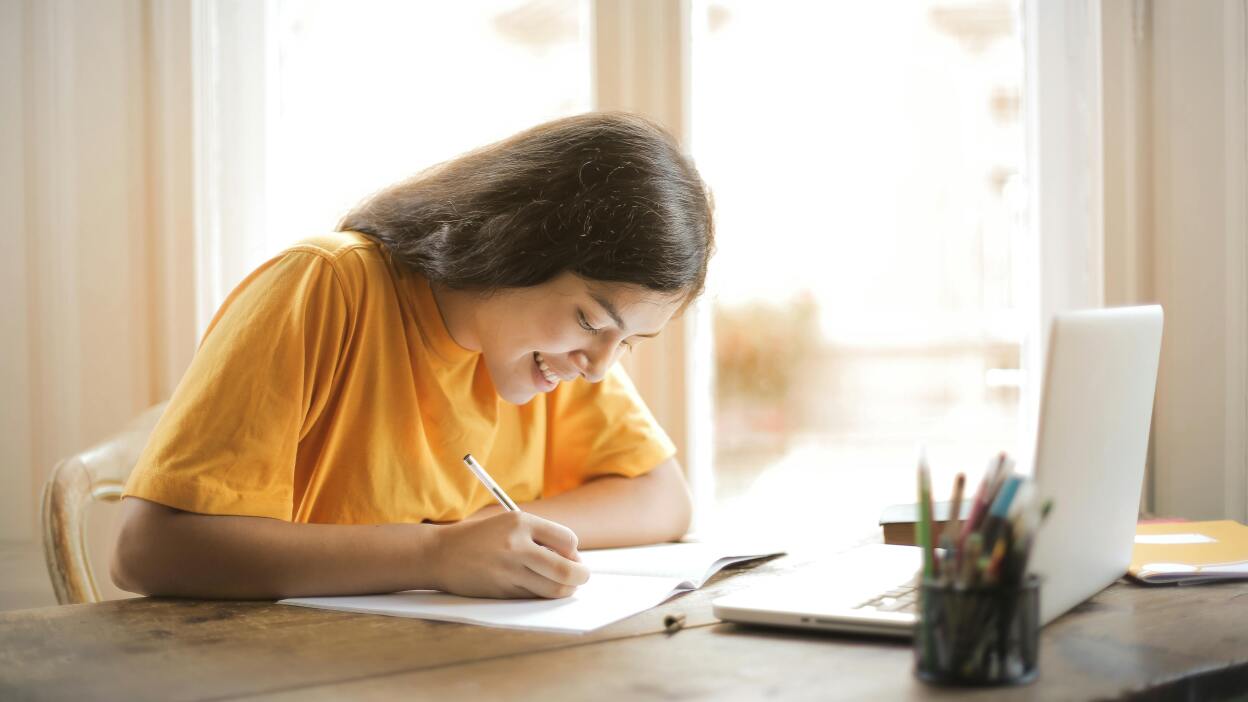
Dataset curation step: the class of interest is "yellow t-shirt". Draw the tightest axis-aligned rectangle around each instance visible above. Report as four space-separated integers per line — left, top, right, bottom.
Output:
124 230 676 524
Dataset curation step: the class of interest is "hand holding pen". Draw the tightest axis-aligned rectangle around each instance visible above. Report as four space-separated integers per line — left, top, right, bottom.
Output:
419 453 589 600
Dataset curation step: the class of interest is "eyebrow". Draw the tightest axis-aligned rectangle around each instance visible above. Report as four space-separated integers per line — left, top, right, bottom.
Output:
588 291 661 339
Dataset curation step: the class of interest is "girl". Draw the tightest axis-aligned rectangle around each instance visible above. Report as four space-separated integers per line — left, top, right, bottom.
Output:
112 112 715 601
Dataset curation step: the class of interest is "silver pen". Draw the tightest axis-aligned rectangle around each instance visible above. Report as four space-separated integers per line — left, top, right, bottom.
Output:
462 453 521 512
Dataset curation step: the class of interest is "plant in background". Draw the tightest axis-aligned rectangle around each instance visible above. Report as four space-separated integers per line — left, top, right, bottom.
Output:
713 291 819 407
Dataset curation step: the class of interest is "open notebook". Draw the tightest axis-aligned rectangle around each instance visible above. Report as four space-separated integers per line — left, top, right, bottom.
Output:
280 541 781 634
1129 520 1248 584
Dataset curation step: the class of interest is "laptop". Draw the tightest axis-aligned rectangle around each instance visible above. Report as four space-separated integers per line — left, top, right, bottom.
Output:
712 305 1164 636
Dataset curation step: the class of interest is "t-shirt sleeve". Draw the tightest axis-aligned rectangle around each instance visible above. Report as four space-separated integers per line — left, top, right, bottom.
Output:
124 250 350 520
542 363 678 498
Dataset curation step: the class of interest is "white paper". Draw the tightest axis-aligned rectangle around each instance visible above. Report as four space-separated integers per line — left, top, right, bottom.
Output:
279 541 781 634
577 541 776 587
1136 559 1248 583
1203 559 1248 574
1138 562 1199 575
283 573 686 634
1134 533 1217 545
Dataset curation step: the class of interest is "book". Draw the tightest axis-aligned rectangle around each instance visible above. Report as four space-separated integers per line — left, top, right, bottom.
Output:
879 501 975 546
1128 520 1248 584
279 541 782 634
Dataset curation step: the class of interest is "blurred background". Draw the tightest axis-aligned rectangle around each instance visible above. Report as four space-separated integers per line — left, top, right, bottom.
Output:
263 0 1028 549
693 0 1024 543
2 0 1245 609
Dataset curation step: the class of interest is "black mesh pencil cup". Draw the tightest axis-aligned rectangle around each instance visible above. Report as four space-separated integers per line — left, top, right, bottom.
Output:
913 574 1041 686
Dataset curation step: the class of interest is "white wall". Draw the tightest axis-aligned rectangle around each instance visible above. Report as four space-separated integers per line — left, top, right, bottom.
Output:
1099 0 1247 521
0 0 195 559
0 0 34 542
1149 0 1247 521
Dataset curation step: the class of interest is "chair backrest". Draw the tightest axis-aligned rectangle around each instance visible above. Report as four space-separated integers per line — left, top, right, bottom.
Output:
41 402 167 605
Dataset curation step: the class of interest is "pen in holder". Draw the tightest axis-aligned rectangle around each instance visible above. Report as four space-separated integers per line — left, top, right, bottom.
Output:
914 575 1041 685
912 451 1051 687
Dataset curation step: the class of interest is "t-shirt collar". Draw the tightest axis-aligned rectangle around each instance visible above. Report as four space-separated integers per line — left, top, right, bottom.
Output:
409 275 479 365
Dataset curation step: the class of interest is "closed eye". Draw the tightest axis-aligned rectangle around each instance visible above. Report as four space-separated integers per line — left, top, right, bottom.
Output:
577 310 601 335
578 310 635 352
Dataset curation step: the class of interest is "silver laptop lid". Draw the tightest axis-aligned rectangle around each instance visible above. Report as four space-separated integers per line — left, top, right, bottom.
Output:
1027 305 1163 624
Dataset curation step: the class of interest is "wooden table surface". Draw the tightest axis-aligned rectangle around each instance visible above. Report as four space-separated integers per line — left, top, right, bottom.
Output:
3 554 1248 702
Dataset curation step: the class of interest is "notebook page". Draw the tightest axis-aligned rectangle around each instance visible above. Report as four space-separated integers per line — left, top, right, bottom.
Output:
281 573 686 635
577 542 780 587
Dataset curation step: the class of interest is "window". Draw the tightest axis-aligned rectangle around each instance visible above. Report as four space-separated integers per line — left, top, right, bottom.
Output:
691 1 1027 548
201 0 1043 539
263 0 593 265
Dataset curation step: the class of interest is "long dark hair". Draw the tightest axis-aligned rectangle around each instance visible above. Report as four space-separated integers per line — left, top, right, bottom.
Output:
338 111 714 304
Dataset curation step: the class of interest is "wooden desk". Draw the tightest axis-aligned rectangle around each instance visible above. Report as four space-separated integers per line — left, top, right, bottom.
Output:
3 555 1248 701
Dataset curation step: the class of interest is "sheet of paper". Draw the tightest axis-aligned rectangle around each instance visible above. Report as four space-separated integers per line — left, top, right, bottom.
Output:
577 541 777 586
1137 559 1248 583
1135 533 1217 545
1204 559 1248 574
282 573 686 635
1138 562 1199 576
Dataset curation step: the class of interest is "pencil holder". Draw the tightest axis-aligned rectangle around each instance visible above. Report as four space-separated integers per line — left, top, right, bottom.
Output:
913 575 1041 686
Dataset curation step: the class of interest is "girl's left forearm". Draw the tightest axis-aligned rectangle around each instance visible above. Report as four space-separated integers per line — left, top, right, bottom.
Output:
470 458 693 549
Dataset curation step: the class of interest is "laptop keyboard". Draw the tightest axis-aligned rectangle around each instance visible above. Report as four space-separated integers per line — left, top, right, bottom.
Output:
854 575 920 614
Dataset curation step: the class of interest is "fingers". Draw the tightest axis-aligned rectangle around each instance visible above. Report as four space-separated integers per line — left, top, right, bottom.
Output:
452 512 586 599
523 542 591 588
526 515 580 561
514 565 580 599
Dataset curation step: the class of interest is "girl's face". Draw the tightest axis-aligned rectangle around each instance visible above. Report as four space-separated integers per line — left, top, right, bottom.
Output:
437 273 683 405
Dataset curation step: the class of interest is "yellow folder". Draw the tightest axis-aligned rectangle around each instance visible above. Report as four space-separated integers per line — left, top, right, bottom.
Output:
1129 520 1248 584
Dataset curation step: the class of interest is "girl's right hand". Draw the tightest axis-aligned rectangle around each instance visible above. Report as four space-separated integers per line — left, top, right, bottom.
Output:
427 511 590 599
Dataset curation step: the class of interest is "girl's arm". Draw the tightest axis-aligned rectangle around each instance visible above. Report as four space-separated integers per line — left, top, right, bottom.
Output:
467 458 694 549
111 497 589 600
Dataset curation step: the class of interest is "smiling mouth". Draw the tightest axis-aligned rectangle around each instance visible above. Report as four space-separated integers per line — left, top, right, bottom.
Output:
533 351 562 386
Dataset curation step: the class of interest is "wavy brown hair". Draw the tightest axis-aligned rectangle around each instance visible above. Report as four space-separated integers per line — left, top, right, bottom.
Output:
338 111 714 304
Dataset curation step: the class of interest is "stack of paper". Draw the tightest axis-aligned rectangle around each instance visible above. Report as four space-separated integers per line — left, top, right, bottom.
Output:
280 541 782 634
1129 520 1248 584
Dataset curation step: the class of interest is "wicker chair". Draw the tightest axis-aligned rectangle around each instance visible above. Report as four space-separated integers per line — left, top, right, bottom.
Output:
40 402 166 604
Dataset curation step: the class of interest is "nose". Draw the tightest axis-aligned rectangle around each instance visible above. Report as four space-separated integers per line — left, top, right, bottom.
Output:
569 346 614 383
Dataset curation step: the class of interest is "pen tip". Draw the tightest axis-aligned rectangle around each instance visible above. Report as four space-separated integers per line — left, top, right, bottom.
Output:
462 453 472 462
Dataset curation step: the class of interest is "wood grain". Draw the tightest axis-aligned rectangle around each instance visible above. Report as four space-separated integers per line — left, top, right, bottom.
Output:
0 554 792 702
3 553 1246 702
242 577 1248 702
